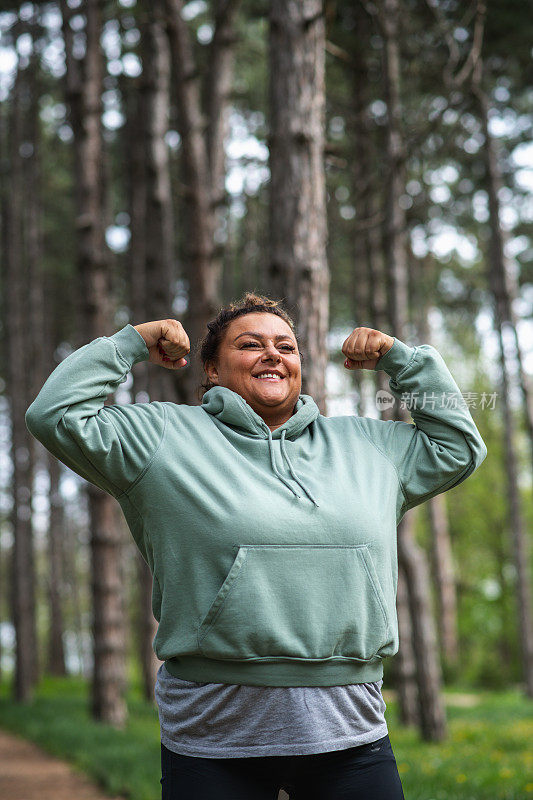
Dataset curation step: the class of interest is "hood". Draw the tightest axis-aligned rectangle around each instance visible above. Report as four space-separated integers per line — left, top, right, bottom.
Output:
201 385 321 507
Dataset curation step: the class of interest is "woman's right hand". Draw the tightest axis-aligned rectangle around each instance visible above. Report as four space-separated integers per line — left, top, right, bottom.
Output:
134 320 190 370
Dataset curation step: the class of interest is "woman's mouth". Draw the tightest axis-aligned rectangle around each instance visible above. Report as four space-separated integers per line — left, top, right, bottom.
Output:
253 372 284 381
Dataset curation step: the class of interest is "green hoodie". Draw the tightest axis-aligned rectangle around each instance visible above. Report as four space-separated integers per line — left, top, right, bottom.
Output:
25 324 487 687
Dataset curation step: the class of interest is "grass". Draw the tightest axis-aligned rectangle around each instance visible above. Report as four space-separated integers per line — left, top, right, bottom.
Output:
384 686 533 800
0 675 532 799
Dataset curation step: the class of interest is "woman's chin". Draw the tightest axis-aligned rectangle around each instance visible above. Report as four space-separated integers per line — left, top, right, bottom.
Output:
255 393 287 406
249 384 288 406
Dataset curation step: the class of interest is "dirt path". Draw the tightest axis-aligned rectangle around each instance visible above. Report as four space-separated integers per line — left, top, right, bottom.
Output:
0 728 127 800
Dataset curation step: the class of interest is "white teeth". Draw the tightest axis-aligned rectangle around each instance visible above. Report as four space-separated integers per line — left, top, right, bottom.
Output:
255 373 282 379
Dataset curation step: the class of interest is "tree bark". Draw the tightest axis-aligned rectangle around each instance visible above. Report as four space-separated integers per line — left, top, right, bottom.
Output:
397 510 447 739
268 0 330 411
142 1 180 408
206 0 241 196
25 20 47 688
427 0 533 694
5 58 39 703
374 0 409 335
394 548 420 726
350 4 388 419
135 553 160 702
38 215 67 676
47 454 67 675
164 0 220 401
374 0 447 739
143 2 174 319
123 8 168 699
472 66 533 698
414 258 459 672
60 0 128 726
352 50 386 333
206 0 241 310
427 493 459 669
62 504 86 675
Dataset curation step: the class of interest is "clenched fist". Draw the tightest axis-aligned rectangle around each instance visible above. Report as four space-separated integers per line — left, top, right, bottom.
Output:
342 327 395 371
134 319 190 370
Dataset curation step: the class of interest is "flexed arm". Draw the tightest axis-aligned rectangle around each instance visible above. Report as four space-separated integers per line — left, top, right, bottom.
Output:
342 327 488 517
25 320 190 498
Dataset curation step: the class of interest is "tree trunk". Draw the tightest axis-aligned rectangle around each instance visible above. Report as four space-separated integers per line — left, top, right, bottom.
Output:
472 79 533 697
348 2 424 711
25 22 47 687
164 0 220 401
60 0 128 726
268 0 330 411
375 0 409 335
5 60 39 703
477 99 533 465
47 454 67 675
143 3 174 317
206 0 241 310
135 554 160 702
62 504 86 675
427 494 459 670
124 8 170 700
123 68 160 704
351 4 385 332
397 510 447 739
374 0 447 739
350 5 389 420
123 57 147 347
414 259 459 672
44 271 68 677
206 0 241 222
394 554 420 726
143 2 179 408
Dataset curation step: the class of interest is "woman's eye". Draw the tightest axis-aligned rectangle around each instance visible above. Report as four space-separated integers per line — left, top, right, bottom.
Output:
241 342 295 353
241 342 295 351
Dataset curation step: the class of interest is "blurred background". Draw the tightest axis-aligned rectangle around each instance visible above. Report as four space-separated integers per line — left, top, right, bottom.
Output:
0 1 532 799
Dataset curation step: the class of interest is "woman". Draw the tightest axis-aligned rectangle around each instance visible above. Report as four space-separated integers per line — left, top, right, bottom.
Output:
25 292 487 799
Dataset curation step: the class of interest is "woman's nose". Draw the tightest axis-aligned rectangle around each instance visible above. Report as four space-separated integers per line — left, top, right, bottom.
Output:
262 344 281 361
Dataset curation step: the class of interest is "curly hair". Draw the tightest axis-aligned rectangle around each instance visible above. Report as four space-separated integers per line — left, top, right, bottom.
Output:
196 292 303 400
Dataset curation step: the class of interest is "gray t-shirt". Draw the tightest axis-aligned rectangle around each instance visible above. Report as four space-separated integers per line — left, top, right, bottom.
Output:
155 663 388 758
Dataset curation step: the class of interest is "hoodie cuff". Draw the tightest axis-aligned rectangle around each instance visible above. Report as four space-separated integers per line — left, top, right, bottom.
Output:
107 324 150 366
375 337 417 378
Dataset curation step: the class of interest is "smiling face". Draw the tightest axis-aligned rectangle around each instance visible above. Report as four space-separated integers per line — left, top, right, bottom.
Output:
204 312 302 430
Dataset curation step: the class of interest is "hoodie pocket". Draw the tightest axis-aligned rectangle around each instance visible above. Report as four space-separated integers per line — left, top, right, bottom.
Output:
197 544 390 662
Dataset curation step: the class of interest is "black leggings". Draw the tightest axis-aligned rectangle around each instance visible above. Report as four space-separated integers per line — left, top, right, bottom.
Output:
160 734 405 799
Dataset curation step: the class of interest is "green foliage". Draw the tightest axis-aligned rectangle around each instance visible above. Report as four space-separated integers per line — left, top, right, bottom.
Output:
385 687 533 800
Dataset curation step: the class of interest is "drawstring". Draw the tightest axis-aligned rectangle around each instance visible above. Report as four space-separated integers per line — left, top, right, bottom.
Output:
267 429 301 500
280 430 320 507
266 429 320 507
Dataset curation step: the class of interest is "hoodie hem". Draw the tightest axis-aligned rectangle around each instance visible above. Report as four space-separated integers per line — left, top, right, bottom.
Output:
163 655 384 687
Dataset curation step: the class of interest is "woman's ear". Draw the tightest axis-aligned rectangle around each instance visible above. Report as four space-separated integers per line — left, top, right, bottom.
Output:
204 359 219 385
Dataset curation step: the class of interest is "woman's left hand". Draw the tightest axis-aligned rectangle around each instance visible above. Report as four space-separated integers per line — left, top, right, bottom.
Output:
342 327 395 371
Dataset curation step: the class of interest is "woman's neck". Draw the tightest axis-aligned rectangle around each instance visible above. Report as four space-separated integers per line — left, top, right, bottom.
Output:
261 407 296 432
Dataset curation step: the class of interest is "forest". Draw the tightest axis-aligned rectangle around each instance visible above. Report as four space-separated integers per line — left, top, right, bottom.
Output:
0 1 532 799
